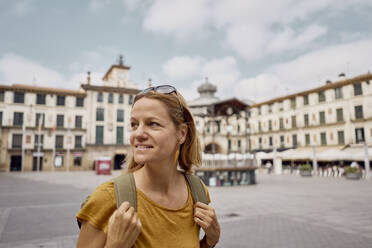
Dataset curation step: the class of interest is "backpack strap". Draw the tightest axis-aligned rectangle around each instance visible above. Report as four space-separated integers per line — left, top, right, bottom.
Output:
184 174 209 205
113 173 137 211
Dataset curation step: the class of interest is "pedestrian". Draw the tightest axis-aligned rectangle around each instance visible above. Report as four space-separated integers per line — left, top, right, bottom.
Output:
76 85 220 248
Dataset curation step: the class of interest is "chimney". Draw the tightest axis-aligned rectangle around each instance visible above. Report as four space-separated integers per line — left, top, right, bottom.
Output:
338 73 346 80
325 80 332 84
87 71 91 85
148 78 152 88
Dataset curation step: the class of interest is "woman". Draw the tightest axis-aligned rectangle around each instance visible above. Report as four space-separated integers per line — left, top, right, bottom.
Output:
76 85 220 247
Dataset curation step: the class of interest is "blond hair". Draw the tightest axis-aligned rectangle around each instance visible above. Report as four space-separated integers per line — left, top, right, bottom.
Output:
125 90 202 174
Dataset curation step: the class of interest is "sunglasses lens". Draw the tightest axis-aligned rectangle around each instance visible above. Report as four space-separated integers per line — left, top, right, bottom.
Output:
155 85 176 94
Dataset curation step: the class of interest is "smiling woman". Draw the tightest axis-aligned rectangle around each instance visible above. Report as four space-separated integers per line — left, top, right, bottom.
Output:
76 85 220 248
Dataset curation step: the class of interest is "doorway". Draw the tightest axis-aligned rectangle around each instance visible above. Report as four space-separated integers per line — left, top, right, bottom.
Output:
32 156 43 171
10 156 22 171
114 154 126 170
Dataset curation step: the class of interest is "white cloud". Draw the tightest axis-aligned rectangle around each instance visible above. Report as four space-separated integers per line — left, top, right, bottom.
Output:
234 37 372 102
142 0 372 60
162 56 202 80
0 54 104 90
143 0 210 40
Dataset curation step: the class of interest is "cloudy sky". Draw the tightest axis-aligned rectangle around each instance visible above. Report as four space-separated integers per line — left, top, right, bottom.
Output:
1 0 372 103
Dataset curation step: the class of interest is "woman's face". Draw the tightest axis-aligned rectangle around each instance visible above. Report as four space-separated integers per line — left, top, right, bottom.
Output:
130 97 186 166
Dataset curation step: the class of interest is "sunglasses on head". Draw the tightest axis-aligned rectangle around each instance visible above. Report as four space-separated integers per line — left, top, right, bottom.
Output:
134 85 177 101
134 85 184 116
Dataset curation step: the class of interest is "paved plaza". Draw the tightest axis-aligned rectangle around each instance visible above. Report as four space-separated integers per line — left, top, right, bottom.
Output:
0 171 371 248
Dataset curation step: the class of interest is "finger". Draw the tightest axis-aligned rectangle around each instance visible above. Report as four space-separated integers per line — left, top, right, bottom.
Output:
118 201 131 214
194 216 209 229
195 210 212 224
194 201 211 210
123 206 135 220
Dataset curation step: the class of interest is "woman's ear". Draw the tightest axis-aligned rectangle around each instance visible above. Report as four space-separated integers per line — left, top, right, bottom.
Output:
178 123 188 145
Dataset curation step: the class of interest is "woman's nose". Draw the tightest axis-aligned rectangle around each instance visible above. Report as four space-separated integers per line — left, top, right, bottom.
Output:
135 124 148 139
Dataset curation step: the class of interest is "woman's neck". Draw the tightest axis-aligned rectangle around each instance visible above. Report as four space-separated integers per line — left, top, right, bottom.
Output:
134 161 182 195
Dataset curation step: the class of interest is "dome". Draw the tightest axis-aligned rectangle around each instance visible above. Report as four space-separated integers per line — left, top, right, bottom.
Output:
197 77 217 94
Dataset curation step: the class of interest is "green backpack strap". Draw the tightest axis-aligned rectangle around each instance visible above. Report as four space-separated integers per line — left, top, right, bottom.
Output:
113 173 137 211
185 174 209 205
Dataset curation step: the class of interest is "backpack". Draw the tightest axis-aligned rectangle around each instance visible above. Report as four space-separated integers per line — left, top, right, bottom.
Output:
78 173 208 229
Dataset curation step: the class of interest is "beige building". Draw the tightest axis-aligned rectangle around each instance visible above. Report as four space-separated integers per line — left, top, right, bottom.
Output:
0 57 139 172
248 73 372 169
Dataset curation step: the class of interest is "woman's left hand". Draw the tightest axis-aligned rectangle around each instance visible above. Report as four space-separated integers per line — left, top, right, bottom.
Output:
194 202 220 247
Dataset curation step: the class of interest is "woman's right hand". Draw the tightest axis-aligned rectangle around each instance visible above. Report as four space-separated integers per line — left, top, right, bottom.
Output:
105 202 142 248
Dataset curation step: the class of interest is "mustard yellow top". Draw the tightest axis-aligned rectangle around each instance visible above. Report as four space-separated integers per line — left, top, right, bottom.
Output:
76 179 211 248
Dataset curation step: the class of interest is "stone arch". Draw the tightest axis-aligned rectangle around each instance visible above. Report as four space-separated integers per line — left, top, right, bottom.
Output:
204 143 222 154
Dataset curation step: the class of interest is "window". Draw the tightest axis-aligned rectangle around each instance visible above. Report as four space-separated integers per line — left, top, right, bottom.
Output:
320 132 327 145
34 135 44 149
0 112 2 127
258 107 261 115
336 108 344 122
355 128 364 143
237 124 240 133
292 134 297 148
117 110 124 122
268 104 273 113
335 87 343 99
0 91 4 102
319 111 325 124
268 120 272 131
36 94 46 104
258 122 262 132
97 92 103 102
337 131 345 145
128 95 133 105
280 136 284 148
291 116 297 128
13 112 23 126
278 101 283 111
303 95 309 105
35 113 45 127
305 134 310 146
355 105 363 119
318 91 326 102
76 97 84 107
56 135 64 149
96 108 104 121
228 139 232 150
117 126 124 144
290 98 296 109
108 93 113 103
74 156 82 166
354 83 362 96
258 138 262 149
75 116 82 129
269 136 273 146
304 114 309 127
57 115 64 128
279 118 284 130
238 140 241 148
96 126 104 144
56 95 65 106
119 94 123 104
14 92 25 103
12 134 22 148
75 135 82 148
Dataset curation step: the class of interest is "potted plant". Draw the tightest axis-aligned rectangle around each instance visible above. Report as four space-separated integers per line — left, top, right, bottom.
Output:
299 164 312 177
344 166 362 180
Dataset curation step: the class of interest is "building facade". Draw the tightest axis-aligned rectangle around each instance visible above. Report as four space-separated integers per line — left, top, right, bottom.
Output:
0 58 139 172
248 73 372 166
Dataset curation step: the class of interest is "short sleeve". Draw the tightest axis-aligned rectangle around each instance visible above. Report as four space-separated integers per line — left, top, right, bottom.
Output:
201 181 211 204
76 181 116 233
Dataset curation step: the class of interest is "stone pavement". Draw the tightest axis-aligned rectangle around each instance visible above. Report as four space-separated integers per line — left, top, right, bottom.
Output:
0 171 371 248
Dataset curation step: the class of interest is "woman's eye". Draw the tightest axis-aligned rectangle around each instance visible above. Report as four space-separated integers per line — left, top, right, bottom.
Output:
150 122 159 127
130 122 138 129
